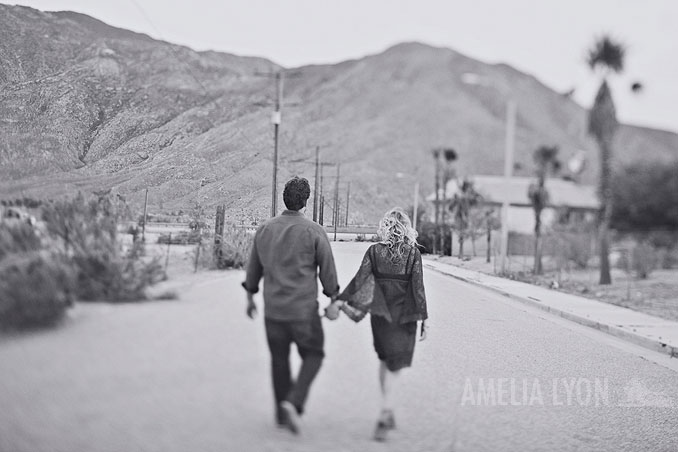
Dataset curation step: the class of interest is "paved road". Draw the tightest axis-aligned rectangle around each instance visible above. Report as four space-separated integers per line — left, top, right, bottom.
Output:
1 242 677 452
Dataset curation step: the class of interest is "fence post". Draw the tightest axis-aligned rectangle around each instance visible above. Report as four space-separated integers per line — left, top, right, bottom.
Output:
164 232 172 275
214 205 226 269
194 238 201 273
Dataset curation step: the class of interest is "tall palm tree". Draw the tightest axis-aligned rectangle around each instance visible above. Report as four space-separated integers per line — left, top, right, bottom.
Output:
528 145 560 275
587 35 625 285
450 178 482 259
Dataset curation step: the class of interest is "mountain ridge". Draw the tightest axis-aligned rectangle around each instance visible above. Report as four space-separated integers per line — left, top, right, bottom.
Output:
1 5 676 223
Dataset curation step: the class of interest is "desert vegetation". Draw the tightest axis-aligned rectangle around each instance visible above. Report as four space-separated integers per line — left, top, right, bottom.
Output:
0 193 167 329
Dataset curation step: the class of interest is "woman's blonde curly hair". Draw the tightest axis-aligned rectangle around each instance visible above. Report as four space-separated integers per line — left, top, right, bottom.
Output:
377 207 418 261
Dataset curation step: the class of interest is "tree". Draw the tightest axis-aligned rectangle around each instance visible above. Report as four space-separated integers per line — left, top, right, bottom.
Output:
587 35 626 285
528 145 560 274
612 160 678 232
433 148 458 256
482 208 501 263
449 178 483 259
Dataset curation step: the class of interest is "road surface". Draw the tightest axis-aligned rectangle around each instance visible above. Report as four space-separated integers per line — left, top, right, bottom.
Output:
1 242 676 452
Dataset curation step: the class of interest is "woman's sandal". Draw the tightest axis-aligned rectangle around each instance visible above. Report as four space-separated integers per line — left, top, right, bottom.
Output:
373 410 396 441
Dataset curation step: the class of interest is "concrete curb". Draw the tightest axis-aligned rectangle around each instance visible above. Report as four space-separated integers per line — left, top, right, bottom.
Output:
424 263 678 359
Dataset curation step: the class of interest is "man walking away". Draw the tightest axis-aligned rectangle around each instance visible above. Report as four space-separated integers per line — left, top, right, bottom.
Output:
242 176 340 435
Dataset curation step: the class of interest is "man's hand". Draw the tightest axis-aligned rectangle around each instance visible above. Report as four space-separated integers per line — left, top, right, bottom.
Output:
246 292 257 319
324 300 342 321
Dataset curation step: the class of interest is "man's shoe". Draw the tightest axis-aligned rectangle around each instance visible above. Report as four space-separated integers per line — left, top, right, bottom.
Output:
280 401 301 435
373 419 389 442
382 409 396 430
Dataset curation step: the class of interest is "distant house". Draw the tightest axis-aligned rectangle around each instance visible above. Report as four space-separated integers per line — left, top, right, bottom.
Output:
427 176 600 233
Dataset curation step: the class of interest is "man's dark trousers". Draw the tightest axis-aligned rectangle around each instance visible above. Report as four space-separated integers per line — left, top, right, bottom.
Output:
265 313 324 419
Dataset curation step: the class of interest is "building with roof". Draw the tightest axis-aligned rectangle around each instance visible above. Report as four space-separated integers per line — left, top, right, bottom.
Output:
427 175 600 234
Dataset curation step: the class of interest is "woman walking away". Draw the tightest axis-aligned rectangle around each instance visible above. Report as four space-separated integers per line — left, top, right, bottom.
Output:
326 207 428 442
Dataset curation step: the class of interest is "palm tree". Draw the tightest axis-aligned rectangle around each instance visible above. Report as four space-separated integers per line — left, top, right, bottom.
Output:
528 145 560 275
587 35 625 285
449 178 483 259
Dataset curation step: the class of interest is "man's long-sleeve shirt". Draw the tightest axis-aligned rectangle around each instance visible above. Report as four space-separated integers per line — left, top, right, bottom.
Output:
242 210 340 321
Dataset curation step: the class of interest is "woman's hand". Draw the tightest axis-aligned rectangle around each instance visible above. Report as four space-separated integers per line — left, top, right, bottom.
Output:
324 299 343 320
419 321 428 341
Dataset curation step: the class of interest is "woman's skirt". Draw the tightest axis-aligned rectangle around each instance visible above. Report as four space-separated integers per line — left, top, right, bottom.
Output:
370 315 417 371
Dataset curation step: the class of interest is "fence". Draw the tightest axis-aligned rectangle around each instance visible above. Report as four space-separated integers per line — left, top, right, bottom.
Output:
481 228 678 280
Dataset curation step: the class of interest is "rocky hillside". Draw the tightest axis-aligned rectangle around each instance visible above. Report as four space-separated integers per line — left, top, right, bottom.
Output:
1 5 677 224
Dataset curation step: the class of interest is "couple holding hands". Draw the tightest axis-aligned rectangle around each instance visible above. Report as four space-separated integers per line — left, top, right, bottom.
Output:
242 176 428 442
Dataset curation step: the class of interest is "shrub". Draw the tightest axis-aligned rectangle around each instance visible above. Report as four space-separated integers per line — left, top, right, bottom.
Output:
617 241 657 279
631 242 656 279
213 226 253 269
0 251 75 328
73 247 165 302
0 220 43 260
416 221 452 255
42 194 165 302
552 230 593 270
157 230 202 245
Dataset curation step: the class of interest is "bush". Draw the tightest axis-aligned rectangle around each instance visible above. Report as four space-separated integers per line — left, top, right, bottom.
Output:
631 242 657 279
618 241 657 279
0 251 75 328
416 221 451 255
73 245 165 302
552 230 593 270
213 226 253 269
157 230 202 245
0 220 43 260
0 221 74 328
42 194 165 302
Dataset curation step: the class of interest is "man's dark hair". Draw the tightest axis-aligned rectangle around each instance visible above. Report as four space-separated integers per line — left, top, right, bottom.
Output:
283 176 311 211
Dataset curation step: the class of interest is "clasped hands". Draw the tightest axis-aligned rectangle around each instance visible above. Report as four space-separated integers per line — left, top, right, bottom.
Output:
323 295 343 321
245 292 343 321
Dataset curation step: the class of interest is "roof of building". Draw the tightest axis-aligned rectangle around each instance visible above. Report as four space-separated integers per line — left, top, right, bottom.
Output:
427 175 599 210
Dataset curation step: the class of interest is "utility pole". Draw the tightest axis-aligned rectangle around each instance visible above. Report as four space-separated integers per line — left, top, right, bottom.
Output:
440 164 447 256
255 69 302 217
344 181 351 226
319 163 324 225
499 100 517 274
333 163 341 241
313 146 320 222
142 188 149 243
316 161 335 225
319 195 324 226
413 180 419 230
270 71 283 218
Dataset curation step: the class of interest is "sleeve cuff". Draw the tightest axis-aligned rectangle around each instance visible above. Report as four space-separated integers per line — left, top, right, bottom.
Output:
322 286 340 298
241 282 259 294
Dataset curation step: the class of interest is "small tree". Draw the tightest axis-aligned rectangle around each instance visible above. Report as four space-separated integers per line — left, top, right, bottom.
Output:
528 145 560 274
483 208 501 263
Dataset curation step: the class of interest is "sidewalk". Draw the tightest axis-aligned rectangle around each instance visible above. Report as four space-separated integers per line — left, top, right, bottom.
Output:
424 258 678 358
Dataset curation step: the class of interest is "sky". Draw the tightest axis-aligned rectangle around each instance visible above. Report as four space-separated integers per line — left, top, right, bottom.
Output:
9 0 678 133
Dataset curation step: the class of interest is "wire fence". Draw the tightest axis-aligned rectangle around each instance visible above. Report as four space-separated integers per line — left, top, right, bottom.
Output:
457 227 678 280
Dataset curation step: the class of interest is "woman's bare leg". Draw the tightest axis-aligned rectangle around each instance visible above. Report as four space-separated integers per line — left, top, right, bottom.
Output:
379 361 401 412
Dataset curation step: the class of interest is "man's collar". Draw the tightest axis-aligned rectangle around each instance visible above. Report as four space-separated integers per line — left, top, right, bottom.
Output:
281 209 304 216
